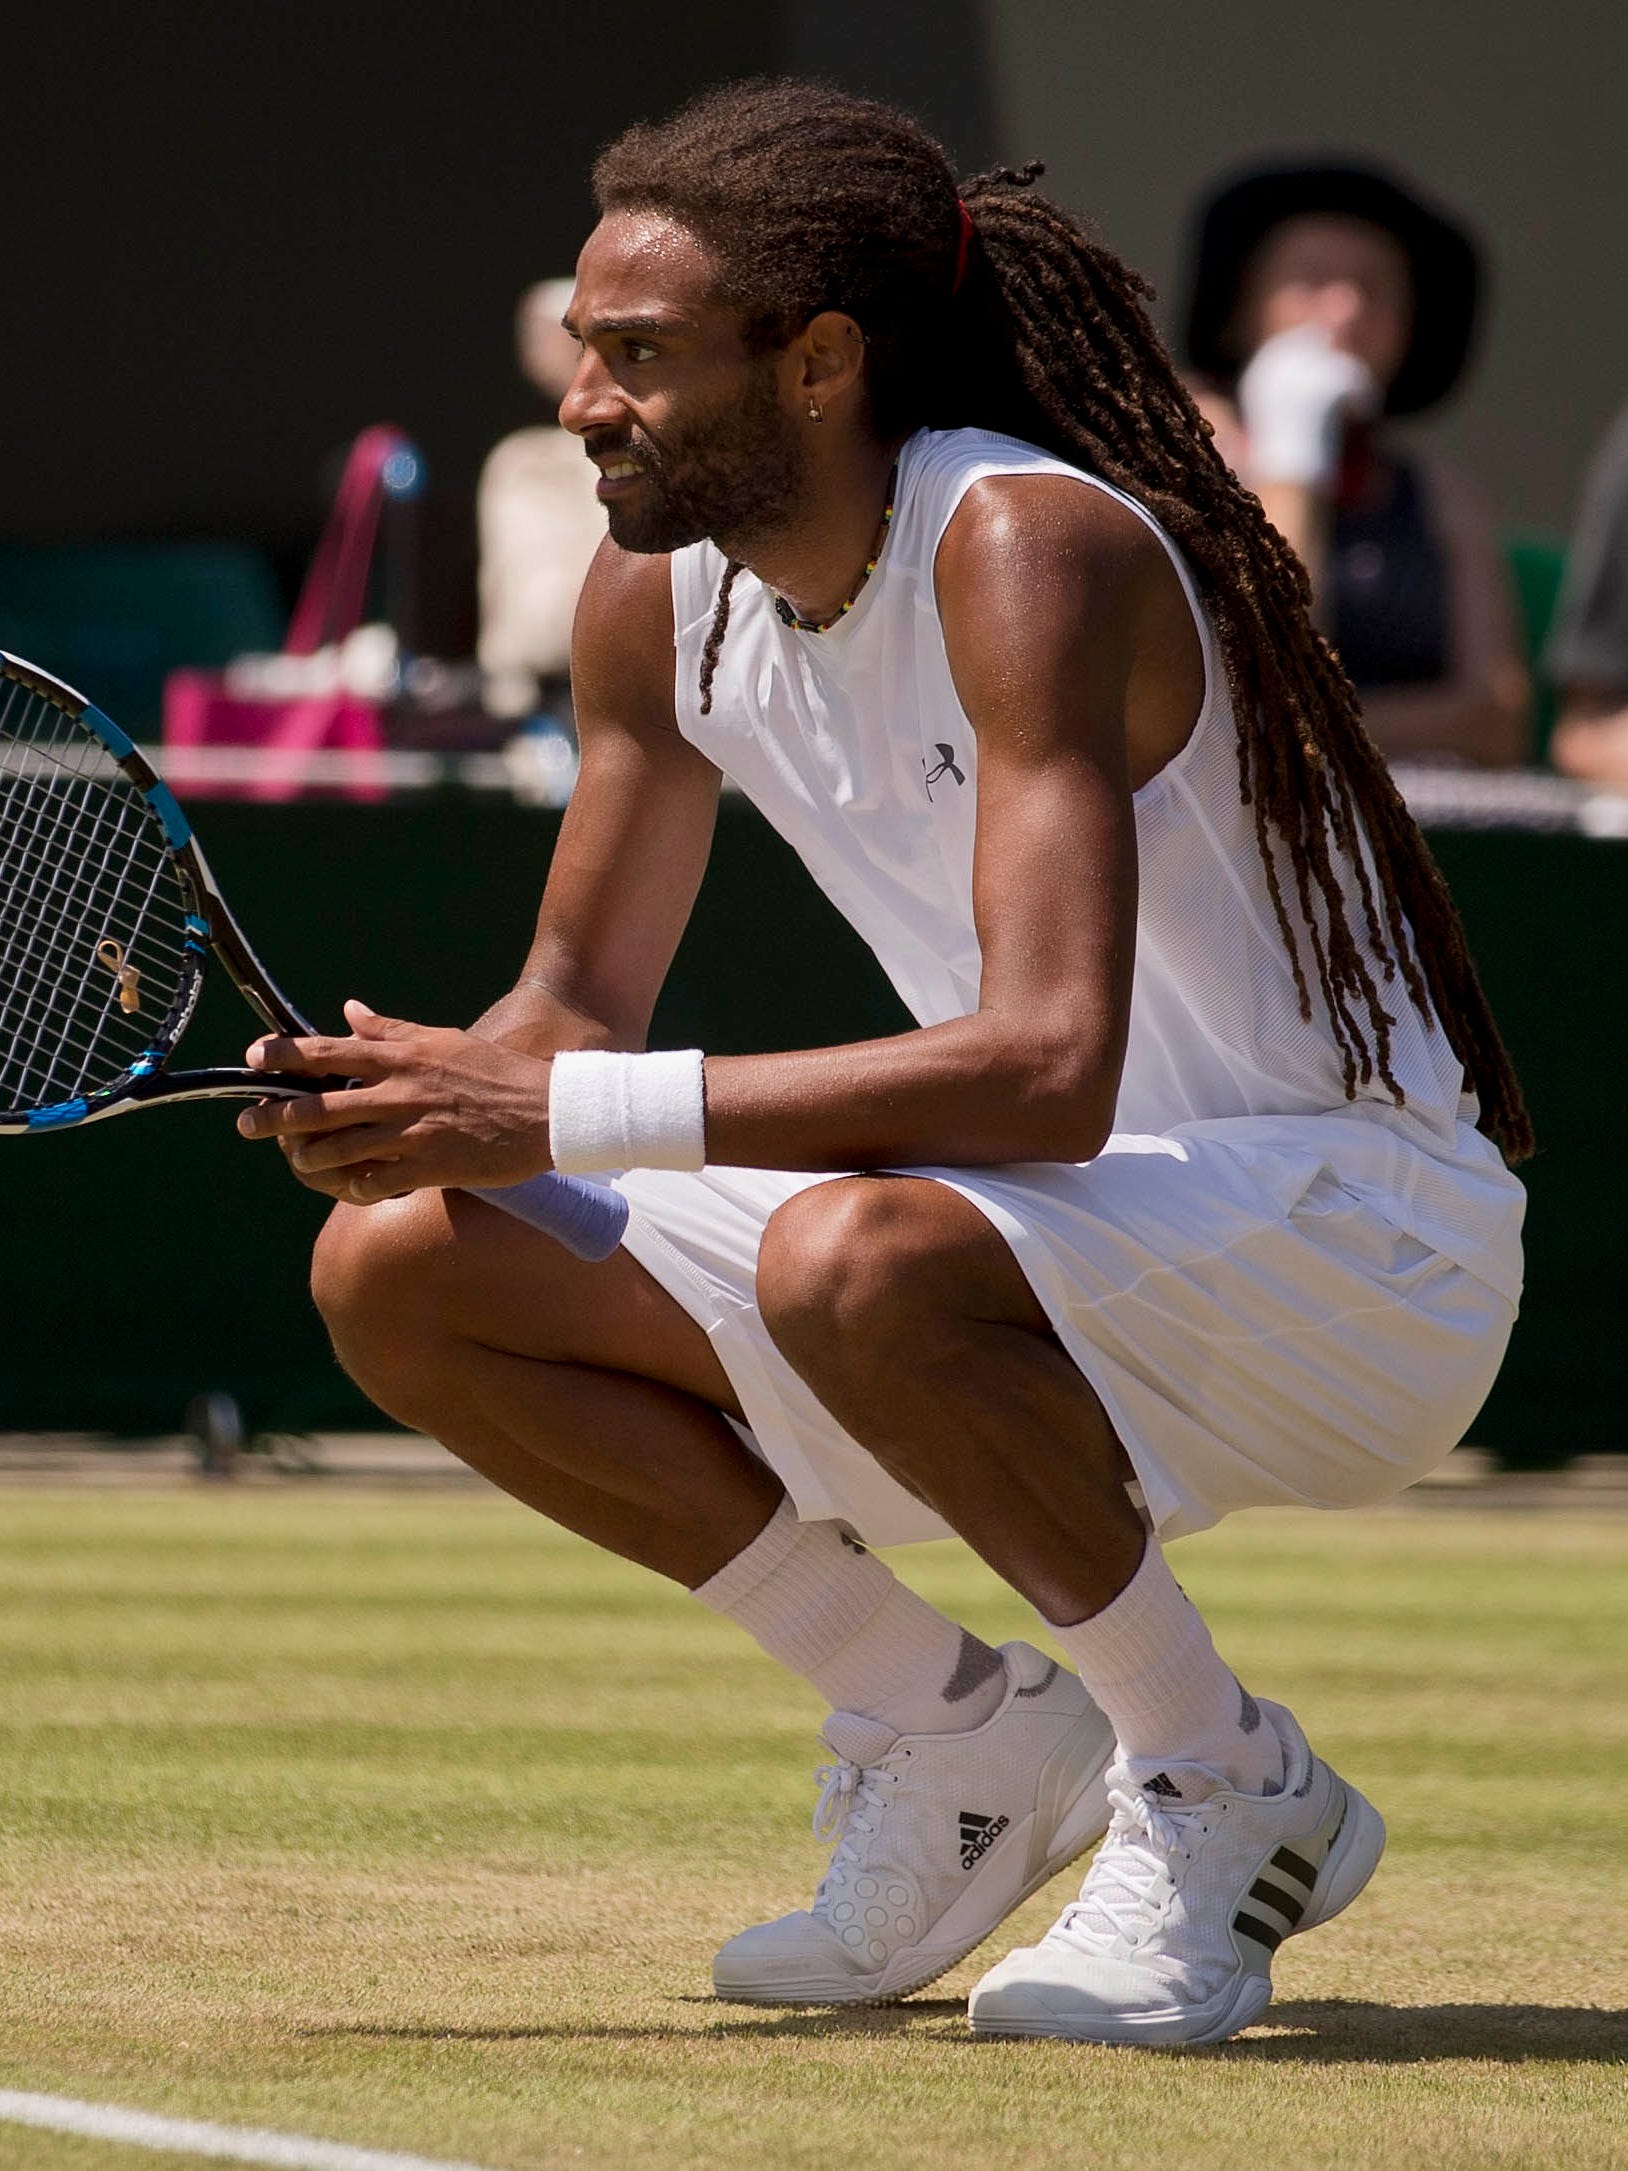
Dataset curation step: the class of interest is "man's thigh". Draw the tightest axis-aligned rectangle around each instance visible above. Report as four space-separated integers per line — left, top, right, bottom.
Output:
315 1188 744 1418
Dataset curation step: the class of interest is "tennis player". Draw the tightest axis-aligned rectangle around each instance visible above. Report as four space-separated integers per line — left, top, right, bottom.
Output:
240 82 1528 2045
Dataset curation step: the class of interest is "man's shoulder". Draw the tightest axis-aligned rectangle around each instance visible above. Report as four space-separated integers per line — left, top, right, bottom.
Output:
931 460 1205 772
570 542 691 751
904 423 1076 503
575 541 677 674
936 464 1178 608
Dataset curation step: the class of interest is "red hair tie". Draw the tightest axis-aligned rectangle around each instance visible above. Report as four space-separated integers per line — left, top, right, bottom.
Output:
952 199 975 295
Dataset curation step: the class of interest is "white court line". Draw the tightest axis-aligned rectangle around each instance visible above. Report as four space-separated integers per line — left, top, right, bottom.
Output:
0 2090 493 2171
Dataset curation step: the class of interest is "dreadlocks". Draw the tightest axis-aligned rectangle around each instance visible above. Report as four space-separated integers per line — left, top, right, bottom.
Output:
592 80 1531 1162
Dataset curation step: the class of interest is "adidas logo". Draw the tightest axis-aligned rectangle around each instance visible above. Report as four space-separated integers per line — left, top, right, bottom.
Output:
1144 1771 1182 1800
959 1809 1009 1869
1232 1839 1320 1954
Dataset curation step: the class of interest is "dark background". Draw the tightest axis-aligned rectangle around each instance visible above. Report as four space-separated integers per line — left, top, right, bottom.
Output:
7 1 992 560
10 2 1623 554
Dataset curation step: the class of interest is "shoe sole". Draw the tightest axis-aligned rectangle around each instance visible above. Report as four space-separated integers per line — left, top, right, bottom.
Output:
713 1710 1116 2008
967 1773 1388 2047
968 1969 1275 2047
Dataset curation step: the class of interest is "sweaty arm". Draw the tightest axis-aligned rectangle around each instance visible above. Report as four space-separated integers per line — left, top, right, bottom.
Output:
698 477 1199 1170
235 540 721 1201
473 538 722 1058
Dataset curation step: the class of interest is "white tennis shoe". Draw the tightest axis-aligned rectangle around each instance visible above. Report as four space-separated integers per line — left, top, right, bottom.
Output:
713 1642 1115 2006
967 1700 1385 2046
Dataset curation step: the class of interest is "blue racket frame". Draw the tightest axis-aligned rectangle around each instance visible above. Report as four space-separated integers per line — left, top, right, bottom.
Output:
0 650 629 1262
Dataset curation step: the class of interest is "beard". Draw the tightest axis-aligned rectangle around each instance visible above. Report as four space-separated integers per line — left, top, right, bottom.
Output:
597 364 810 557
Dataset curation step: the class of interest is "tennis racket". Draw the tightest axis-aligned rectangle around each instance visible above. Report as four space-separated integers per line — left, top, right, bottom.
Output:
0 649 629 1260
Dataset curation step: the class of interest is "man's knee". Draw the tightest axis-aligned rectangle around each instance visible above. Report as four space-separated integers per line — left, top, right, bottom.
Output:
755 1177 987 1382
310 1192 454 1378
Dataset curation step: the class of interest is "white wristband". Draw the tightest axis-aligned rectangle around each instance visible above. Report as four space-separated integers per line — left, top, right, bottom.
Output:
548 1048 707 1174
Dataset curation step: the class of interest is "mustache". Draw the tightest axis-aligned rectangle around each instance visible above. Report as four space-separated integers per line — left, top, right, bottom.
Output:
585 426 665 471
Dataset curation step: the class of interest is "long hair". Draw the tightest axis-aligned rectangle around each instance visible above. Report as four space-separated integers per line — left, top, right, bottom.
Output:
593 80 1531 1160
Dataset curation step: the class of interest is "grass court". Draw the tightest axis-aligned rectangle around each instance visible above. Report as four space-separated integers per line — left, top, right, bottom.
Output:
0 1486 1622 2170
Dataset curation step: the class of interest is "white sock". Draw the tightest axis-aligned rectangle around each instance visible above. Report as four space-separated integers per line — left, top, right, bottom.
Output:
1045 1537 1283 1794
694 1498 1006 1737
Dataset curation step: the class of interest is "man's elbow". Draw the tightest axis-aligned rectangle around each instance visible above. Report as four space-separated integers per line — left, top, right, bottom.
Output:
1016 1038 1119 1163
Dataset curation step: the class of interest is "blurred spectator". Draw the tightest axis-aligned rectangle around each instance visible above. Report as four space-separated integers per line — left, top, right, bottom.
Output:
477 278 605 721
1182 156 1528 768
1547 401 1628 789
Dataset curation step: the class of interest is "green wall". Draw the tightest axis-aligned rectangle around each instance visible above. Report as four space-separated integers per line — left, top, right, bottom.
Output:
1 797 1616 1461
0 798 905 1439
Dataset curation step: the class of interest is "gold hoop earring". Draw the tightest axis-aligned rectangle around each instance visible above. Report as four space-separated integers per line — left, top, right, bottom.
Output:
807 398 823 424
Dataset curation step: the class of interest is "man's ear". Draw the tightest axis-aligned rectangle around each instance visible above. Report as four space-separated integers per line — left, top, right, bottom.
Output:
795 310 867 413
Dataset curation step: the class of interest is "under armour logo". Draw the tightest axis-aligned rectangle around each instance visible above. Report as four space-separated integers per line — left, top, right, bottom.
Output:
923 743 965 799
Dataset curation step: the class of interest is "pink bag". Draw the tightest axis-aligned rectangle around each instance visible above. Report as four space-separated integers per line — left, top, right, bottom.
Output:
163 425 420 801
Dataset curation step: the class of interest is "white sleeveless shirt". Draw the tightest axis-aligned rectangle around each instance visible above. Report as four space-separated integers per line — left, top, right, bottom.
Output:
667 427 1523 1302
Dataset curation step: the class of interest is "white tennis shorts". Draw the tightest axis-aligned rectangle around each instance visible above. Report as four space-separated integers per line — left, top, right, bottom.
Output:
614 1119 1520 1547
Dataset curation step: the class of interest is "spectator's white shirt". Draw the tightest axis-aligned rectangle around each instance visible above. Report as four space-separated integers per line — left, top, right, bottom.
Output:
477 426 605 707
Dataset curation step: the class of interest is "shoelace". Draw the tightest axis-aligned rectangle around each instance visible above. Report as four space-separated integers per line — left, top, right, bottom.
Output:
809 1757 901 1888
1052 1781 1209 1952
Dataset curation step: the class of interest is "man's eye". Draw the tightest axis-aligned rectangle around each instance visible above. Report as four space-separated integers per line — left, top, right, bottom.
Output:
626 342 658 363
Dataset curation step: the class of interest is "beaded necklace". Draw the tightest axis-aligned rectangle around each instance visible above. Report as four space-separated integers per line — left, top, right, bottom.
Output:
771 464 898 633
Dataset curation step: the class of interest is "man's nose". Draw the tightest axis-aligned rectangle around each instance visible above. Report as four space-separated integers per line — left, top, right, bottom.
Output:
558 349 621 439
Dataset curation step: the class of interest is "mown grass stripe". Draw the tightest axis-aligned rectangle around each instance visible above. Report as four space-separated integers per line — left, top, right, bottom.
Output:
0 1495 1623 2171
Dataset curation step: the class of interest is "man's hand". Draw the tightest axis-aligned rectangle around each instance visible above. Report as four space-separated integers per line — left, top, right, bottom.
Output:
236 999 554 1204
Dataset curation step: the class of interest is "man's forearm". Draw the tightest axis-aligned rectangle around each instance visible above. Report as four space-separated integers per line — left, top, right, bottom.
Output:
698 1014 1119 1174
469 974 630 1060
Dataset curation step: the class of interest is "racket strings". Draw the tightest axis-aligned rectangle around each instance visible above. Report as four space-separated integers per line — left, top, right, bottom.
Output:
0 682 196 1113
1 771 190 1000
0 745 188 1099
0 797 184 1104
1 762 164 1024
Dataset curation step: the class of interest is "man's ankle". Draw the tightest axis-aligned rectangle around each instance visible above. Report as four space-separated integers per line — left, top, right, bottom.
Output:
693 1498 1005 1735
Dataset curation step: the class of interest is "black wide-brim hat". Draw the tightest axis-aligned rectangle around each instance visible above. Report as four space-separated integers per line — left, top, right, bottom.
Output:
1181 154 1483 417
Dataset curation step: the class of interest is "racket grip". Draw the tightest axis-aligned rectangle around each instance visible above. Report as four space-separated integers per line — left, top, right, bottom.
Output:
467 1172 629 1262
